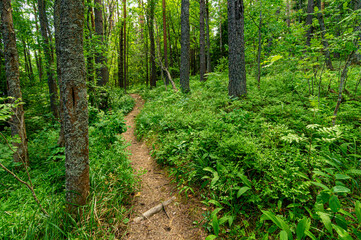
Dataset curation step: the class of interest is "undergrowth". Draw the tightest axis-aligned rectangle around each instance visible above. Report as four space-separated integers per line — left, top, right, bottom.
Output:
135 65 361 239
0 89 136 239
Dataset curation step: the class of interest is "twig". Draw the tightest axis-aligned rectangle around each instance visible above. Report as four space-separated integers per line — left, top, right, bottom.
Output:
133 196 176 223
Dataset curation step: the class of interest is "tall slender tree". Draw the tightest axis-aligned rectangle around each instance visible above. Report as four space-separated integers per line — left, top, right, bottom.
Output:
205 0 211 73
305 0 314 46
180 0 190 92
1 0 29 164
199 0 206 81
38 0 59 118
228 0 247 97
58 0 90 210
162 0 169 85
95 0 109 86
148 0 156 88
123 0 127 90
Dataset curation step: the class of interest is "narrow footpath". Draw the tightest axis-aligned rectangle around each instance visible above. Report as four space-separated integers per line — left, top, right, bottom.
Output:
123 94 206 240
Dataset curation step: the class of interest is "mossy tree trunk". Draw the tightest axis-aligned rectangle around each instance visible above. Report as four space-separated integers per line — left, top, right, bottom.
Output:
180 0 190 92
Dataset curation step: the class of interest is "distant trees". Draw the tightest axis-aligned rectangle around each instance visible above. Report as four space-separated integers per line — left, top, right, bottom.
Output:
180 0 190 92
228 0 247 97
58 0 90 209
199 0 206 82
1 0 28 164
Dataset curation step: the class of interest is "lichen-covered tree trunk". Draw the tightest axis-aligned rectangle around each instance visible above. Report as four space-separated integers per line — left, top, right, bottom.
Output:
199 0 206 82
228 0 247 97
305 0 314 46
1 0 28 164
58 0 89 209
180 0 190 92
95 0 109 86
38 0 59 118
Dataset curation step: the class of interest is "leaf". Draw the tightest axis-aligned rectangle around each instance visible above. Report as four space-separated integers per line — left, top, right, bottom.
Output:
335 174 351 180
329 195 341 213
332 224 353 240
280 230 288 240
311 181 330 191
205 235 217 240
212 214 219 236
313 170 331 179
261 211 292 239
237 173 252 188
305 230 317 240
355 201 361 224
317 212 333 235
237 187 250 198
296 217 310 240
211 172 219 187
332 186 350 193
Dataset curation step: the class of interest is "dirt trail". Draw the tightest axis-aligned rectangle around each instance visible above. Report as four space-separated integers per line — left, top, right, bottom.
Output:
122 94 206 240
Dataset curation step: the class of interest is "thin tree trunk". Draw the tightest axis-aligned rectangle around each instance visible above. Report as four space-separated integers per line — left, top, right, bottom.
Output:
33 5 43 82
38 0 59 118
95 0 109 86
219 0 223 56
162 0 169 85
86 0 95 84
26 42 34 82
205 0 211 73
316 0 333 70
1 0 29 164
149 0 156 88
118 21 124 88
286 0 291 27
199 0 206 81
305 0 314 46
180 0 190 92
228 0 247 97
123 0 127 91
257 0 262 88
58 0 90 210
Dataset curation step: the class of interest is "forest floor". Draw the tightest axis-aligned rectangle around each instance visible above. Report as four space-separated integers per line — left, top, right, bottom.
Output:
122 94 206 240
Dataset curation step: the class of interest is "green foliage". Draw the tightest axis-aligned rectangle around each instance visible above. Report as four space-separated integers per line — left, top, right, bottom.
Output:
0 89 136 239
136 67 361 238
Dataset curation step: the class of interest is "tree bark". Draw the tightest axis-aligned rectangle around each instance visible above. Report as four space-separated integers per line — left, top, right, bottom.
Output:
316 0 333 70
118 20 124 88
199 0 206 81
58 0 90 210
257 0 262 88
86 0 95 84
95 0 109 86
149 0 156 88
38 0 59 118
305 0 314 46
32 4 43 82
1 0 29 164
180 0 190 92
228 0 247 97
205 0 211 73
162 0 169 85
123 0 127 91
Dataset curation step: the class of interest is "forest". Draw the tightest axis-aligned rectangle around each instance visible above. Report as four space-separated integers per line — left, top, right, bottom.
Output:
1 0 361 239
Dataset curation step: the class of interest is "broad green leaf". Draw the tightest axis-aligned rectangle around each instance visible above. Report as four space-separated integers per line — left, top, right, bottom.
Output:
280 230 288 240
205 235 217 240
311 182 330 191
237 186 250 198
211 172 219 187
212 214 219 236
203 167 215 173
332 224 353 240
332 186 350 193
329 195 341 213
335 174 351 180
313 170 331 178
261 211 292 239
305 230 317 240
317 212 332 235
296 217 310 240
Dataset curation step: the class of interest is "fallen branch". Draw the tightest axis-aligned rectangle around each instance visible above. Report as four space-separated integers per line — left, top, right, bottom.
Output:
133 196 176 223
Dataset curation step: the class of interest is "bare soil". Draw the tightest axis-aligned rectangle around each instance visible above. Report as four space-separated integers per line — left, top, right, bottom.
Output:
122 94 206 240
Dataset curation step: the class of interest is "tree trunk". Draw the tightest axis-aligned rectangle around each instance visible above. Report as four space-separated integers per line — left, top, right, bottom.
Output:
316 0 333 70
228 0 247 97
26 42 34 82
257 0 262 87
149 0 156 88
205 0 211 73
1 0 29 164
95 0 109 86
286 0 291 27
118 20 124 88
86 0 95 84
58 0 90 210
305 0 314 46
0 33 7 95
33 5 43 82
162 0 169 85
199 0 206 81
180 0 190 92
219 0 223 56
123 0 127 91
38 0 59 118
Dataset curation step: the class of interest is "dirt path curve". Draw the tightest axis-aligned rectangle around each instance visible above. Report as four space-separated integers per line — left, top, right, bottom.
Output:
122 94 206 240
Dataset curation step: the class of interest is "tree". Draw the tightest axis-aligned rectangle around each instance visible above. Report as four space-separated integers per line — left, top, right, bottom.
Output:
199 0 206 81
1 0 28 164
205 0 211 73
38 0 59 118
95 0 109 86
148 0 156 88
305 0 314 46
162 0 169 85
228 0 246 97
123 0 127 90
58 0 90 209
180 0 190 92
